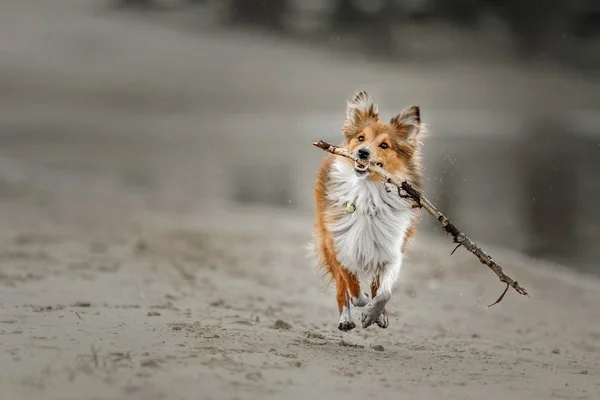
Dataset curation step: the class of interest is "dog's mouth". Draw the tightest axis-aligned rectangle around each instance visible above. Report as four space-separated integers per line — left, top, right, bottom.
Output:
354 160 369 176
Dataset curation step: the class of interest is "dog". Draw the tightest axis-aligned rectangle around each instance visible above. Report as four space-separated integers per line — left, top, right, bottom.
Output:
312 91 424 331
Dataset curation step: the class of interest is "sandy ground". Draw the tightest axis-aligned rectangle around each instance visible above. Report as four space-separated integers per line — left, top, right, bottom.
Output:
1 1 600 399
1 186 600 400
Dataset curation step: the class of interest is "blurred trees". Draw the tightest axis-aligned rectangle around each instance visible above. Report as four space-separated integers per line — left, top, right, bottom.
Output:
158 0 597 68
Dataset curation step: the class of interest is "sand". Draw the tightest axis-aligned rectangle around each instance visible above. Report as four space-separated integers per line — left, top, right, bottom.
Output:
0 193 599 400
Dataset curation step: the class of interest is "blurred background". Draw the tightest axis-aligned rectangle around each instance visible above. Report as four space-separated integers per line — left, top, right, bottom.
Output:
1 0 599 274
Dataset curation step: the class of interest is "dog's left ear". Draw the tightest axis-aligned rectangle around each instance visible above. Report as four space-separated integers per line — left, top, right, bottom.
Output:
344 91 379 130
390 106 421 142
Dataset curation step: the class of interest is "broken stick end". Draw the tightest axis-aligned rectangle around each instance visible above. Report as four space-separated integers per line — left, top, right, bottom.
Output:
313 140 331 150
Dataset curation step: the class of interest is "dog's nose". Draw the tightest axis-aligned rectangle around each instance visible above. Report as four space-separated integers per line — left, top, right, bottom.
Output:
357 148 370 160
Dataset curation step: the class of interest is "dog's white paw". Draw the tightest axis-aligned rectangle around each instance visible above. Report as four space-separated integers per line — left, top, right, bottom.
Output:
338 320 356 331
338 305 355 332
375 312 389 329
361 295 388 329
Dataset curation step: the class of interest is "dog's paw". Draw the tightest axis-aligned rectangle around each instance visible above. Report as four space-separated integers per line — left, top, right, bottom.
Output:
360 310 379 329
375 312 389 329
338 320 356 332
351 292 369 308
361 297 387 329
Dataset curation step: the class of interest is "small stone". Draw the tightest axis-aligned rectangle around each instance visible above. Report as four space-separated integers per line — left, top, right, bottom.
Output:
246 372 262 381
271 319 292 331
147 311 161 317
578 370 588 375
140 359 160 368
551 348 560 354
371 344 385 352
338 340 364 349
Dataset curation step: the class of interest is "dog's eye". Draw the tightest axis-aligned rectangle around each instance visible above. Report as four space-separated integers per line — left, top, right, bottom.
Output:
379 142 389 149
376 162 383 167
358 136 365 142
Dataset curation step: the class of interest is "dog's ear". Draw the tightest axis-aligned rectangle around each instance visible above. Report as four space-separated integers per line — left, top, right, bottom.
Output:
390 106 421 142
344 91 378 131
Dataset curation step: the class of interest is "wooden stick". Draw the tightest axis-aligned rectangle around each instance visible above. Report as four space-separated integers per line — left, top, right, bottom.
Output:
313 140 529 306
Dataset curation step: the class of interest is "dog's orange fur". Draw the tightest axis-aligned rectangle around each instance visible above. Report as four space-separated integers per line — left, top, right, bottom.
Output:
313 91 423 329
314 155 365 312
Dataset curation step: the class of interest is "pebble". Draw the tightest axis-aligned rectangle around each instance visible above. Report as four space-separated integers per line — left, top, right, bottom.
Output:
271 319 293 331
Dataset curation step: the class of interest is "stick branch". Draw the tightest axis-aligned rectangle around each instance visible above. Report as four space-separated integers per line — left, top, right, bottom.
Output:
313 140 528 306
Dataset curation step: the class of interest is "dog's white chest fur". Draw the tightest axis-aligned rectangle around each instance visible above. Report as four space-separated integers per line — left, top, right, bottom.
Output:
326 160 414 277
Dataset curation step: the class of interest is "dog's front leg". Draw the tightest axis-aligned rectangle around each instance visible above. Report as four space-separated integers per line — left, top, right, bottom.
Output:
360 256 403 328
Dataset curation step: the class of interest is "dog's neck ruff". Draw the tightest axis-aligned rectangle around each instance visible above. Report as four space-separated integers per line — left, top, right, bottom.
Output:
326 160 414 276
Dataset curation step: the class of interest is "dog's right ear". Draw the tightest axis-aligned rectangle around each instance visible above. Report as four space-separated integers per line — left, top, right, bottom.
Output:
344 91 379 132
390 105 421 143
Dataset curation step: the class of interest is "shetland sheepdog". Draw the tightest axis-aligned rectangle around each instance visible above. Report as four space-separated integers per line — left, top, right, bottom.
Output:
312 91 424 331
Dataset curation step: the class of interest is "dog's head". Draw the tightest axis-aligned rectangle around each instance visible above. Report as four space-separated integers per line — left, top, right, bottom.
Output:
341 91 424 185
